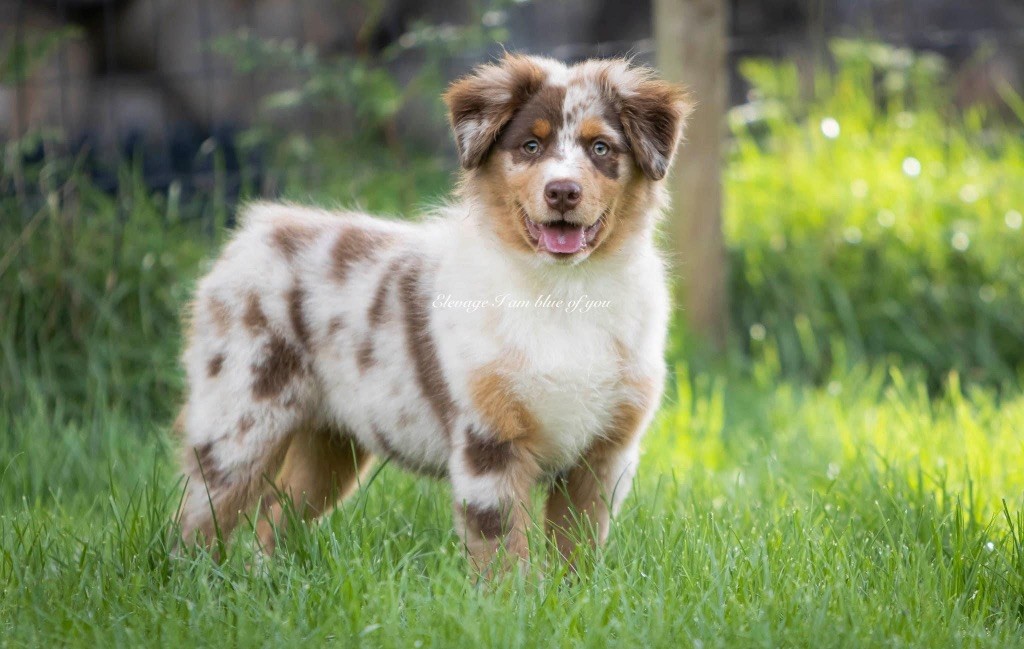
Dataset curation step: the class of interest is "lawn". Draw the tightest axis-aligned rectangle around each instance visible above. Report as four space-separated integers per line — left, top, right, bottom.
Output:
2 360 1023 647
2 42 1024 647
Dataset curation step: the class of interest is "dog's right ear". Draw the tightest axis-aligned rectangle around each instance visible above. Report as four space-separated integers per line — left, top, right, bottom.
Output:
444 55 546 169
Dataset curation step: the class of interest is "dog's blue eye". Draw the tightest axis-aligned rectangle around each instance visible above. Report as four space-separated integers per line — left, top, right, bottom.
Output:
522 140 540 155
592 140 610 156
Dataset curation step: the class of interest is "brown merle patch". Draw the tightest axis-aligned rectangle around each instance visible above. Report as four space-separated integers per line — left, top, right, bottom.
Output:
398 410 416 428
287 284 311 349
399 260 456 439
356 337 375 373
193 442 226 489
327 316 346 337
237 414 255 438
208 298 232 335
243 293 269 332
207 353 225 378
331 228 393 283
251 334 306 400
464 503 509 539
497 85 566 165
369 258 402 326
271 223 321 260
464 427 517 475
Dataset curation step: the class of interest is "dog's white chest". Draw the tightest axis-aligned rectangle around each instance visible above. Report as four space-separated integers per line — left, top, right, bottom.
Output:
496 305 628 470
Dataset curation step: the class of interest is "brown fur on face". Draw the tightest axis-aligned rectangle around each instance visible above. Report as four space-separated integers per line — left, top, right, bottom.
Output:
615 76 694 181
532 118 552 139
444 55 547 169
445 55 691 263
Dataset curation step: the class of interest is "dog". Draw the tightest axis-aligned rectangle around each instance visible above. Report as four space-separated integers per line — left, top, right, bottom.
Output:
175 54 691 573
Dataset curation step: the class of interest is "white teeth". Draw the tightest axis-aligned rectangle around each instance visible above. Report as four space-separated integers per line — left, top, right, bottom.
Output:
584 218 604 243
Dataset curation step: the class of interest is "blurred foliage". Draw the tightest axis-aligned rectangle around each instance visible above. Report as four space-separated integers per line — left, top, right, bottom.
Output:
726 39 1024 387
211 0 520 170
0 24 82 84
0 162 209 424
2 38 1024 428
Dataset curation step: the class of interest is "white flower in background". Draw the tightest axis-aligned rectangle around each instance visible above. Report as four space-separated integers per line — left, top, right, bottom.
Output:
820 117 840 139
951 231 970 251
1006 210 1022 230
749 323 767 341
902 157 922 177
877 210 896 228
827 463 841 480
959 185 980 203
895 111 915 129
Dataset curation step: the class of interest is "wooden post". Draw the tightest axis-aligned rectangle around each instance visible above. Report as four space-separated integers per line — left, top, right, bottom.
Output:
654 0 730 350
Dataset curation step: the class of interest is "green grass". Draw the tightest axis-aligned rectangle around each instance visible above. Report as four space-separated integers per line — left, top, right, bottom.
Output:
3 41 1024 646
726 41 1024 385
2 363 1024 647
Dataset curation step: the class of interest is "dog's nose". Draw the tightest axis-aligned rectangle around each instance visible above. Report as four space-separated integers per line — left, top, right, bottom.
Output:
544 180 582 214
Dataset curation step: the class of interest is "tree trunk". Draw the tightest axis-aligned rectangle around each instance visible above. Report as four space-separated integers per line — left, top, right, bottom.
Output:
654 0 730 350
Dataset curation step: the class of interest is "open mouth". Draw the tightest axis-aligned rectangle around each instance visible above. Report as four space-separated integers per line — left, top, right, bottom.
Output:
522 212 605 256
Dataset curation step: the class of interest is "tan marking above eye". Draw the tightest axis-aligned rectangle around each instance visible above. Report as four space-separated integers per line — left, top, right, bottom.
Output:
579 116 607 140
532 118 551 139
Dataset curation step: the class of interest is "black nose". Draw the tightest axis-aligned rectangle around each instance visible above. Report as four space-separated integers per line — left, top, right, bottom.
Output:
544 180 582 214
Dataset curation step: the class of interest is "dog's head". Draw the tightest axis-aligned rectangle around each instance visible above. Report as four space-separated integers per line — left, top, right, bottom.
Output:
445 55 691 263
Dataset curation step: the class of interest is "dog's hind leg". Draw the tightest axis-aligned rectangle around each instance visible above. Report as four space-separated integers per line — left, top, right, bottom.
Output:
175 296 318 552
176 408 296 553
254 424 373 554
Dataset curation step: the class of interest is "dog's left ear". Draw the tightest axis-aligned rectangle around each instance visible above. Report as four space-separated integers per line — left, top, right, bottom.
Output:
444 55 545 169
618 78 693 181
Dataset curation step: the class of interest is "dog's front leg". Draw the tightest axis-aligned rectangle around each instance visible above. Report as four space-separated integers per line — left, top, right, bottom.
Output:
544 437 641 563
544 381 658 564
449 427 539 576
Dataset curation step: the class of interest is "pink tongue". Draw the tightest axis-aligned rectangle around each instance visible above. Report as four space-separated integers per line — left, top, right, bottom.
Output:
539 223 586 254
